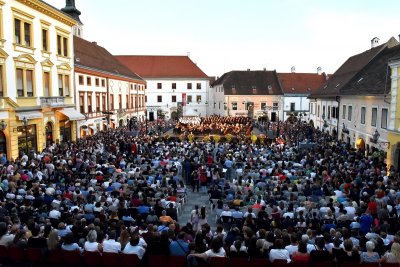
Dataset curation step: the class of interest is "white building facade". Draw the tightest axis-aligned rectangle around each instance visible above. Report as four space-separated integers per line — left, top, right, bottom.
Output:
144 78 209 120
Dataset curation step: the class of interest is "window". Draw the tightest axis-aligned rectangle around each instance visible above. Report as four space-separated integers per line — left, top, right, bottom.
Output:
14 19 32 47
16 68 23 96
95 78 99 87
101 79 105 87
16 68 34 97
172 83 176 89
86 77 91 86
187 95 192 103
64 75 69 96
371 107 377 127
332 107 339 119
57 74 70 97
322 106 326 118
252 87 257 94
273 102 279 110
57 35 68 56
126 94 129 109
102 94 106 111
187 83 192 90
196 95 201 103
58 74 63 96
110 94 114 110
157 95 162 102
79 75 84 85
96 94 100 112
381 108 388 129
360 107 366 124
172 95 177 102
196 83 201 89
261 103 266 110
87 94 92 113
232 102 238 110
42 29 48 51
79 94 84 113
42 72 50 97
157 83 162 89
342 105 346 119
348 106 352 121
290 103 295 112
327 106 331 119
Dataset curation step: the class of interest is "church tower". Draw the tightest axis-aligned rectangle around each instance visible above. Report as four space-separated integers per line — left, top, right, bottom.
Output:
61 0 83 37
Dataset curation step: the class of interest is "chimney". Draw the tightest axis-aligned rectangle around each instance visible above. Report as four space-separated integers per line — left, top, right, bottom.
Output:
317 66 322 75
247 69 250 71
263 68 266 71
371 37 380 48
92 41 97 45
291 66 296 73
398 34 400 42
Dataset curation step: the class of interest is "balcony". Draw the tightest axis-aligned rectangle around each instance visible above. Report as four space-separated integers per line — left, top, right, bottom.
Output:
40 97 65 107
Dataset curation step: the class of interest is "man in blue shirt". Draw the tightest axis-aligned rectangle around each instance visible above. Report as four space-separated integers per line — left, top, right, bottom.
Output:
169 232 189 256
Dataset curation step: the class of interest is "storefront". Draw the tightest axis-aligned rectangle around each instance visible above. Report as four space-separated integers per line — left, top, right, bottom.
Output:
17 124 37 156
59 121 72 142
45 122 53 145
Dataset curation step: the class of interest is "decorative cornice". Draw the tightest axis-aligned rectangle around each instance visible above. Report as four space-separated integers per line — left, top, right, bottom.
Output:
16 0 77 27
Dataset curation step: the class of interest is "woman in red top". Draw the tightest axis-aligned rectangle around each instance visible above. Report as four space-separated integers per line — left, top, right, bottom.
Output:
292 240 310 263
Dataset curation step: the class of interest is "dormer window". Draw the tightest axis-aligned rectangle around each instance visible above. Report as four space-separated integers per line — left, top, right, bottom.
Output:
252 86 257 94
268 85 272 93
231 86 237 95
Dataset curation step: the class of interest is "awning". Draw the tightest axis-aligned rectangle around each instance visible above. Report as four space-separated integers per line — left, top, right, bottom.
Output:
58 108 85 121
16 111 43 120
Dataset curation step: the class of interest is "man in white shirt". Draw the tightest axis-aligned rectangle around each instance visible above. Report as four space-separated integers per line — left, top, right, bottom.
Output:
49 208 61 220
102 231 121 253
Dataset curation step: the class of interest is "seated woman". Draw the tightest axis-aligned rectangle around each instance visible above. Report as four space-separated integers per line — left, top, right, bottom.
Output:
292 240 310 263
361 241 380 263
381 242 400 264
188 237 226 261
310 238 330 263
61 233 82 252
335 239 360 264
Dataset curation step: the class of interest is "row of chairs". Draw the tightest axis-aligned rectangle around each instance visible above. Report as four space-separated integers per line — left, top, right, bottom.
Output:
1 246 400 267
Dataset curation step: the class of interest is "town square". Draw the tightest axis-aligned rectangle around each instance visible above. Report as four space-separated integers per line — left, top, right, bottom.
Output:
0 1 400 267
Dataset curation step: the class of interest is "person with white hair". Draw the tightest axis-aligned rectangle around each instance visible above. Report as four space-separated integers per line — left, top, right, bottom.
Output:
360 241 380 263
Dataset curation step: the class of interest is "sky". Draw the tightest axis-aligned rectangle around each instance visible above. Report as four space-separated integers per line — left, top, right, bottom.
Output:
47 0 400 77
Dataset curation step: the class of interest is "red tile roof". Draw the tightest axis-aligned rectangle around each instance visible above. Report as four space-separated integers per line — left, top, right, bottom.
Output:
277 73 328 94
115 55 209 79
73 36 144 82
309 37 400 98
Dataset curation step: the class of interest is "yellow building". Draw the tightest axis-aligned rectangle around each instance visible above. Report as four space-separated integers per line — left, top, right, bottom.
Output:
0 0 80 160
387 57 400 170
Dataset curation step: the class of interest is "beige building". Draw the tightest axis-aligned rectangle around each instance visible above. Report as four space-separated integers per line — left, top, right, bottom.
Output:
211 70 284 120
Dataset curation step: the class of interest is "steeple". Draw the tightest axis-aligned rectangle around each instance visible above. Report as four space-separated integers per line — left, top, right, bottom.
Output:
61 0 82 23
61 0 83 37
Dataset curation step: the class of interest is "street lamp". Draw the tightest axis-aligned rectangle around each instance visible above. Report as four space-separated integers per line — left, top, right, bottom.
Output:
22 117 28 155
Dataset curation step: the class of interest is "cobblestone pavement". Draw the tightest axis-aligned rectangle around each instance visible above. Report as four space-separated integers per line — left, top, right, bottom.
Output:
178 189 217 231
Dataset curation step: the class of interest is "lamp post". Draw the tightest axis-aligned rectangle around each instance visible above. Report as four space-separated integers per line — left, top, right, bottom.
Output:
22 117 28 155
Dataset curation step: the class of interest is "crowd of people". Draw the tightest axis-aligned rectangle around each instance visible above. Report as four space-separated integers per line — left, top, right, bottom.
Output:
174 116 253 136
0 117 398 267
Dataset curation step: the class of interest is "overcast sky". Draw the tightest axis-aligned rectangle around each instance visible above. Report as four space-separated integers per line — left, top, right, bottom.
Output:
47 0 400 77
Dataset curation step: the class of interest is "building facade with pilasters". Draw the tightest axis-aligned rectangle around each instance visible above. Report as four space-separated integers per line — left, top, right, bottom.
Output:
0 0 80 160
